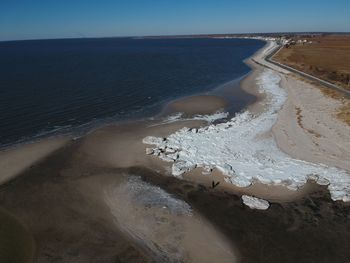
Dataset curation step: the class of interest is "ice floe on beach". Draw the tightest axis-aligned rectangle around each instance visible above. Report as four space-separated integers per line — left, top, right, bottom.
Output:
117 176 192 216
242 195 270 210
143 70 350 203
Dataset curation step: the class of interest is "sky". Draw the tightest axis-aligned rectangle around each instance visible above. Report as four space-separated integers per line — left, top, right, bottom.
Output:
0 0 349 41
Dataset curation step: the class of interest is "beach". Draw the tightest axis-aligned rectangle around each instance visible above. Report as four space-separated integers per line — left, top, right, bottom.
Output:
143 41 350 202
273 74 350 171
1 39 350 262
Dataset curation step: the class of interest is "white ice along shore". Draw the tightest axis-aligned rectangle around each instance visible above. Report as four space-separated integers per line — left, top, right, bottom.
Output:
143 70 350 203
148 111 229 127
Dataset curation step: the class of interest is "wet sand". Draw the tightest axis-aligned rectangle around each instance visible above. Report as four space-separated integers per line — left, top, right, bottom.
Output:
0 145 148 263
1 143 350 262
0 137 238 262
0 136 71 185
161 95 228 116
1 40 350 262
137 167 350 263
183 168 318 203
0 96 239 262
0 208 35 263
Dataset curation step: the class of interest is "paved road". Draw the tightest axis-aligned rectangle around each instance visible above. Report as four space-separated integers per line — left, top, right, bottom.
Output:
265 44 350 98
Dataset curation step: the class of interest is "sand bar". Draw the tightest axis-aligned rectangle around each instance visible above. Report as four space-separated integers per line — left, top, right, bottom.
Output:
161 94 228 116
0 136 71 186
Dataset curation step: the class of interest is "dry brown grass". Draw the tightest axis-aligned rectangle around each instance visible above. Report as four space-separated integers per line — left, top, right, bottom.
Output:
274 35 350 91
337 103 350 126
318 87 350 126
295 107 303 128
295 106 322 138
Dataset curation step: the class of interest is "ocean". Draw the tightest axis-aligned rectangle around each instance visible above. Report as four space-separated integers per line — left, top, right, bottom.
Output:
0 37 264 147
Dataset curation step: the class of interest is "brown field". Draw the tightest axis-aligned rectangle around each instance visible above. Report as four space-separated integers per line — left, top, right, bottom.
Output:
274 35 350 91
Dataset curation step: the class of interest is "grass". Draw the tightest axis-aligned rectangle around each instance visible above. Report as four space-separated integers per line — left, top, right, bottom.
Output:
289 72 350 126
337 102 350 126
318 87 350 126
274 35 350 91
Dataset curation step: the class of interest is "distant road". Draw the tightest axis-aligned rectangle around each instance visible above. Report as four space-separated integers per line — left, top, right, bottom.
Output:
265 44 350 98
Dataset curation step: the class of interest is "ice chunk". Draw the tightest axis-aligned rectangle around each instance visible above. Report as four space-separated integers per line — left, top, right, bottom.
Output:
242 195 270 210
172 162 197 177
143 136 164 145
145 148 154 155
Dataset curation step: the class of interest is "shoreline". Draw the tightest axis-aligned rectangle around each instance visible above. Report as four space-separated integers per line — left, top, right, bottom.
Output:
143 40 350 204
0 136 71 186
1 38 350 262
0 42 262 187
0 39 262 153
1 39 349 202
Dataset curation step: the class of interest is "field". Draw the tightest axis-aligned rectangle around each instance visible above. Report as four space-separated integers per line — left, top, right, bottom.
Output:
273 35 350 91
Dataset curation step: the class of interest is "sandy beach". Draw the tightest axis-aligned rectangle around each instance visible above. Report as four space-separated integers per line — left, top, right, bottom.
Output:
273 74 350 171
1 39 350 262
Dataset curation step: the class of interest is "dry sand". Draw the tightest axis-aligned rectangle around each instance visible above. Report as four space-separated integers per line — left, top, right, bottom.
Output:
252 41 350 172
246 41 350 173
273 74 350 171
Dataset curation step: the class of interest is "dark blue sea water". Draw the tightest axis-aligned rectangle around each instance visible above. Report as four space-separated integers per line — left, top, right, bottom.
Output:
0 38 264 147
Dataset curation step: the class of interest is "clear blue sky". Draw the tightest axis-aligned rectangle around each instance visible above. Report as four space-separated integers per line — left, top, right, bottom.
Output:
1 0 349 41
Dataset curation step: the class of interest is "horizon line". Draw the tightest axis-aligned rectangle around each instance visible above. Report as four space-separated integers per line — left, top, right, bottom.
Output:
1 31 350 43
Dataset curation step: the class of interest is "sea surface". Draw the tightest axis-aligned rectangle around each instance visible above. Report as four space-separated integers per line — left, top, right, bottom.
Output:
0 37 264 147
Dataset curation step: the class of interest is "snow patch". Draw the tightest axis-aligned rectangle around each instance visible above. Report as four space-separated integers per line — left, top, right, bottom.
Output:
143 70 350 203
119 176 192 215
